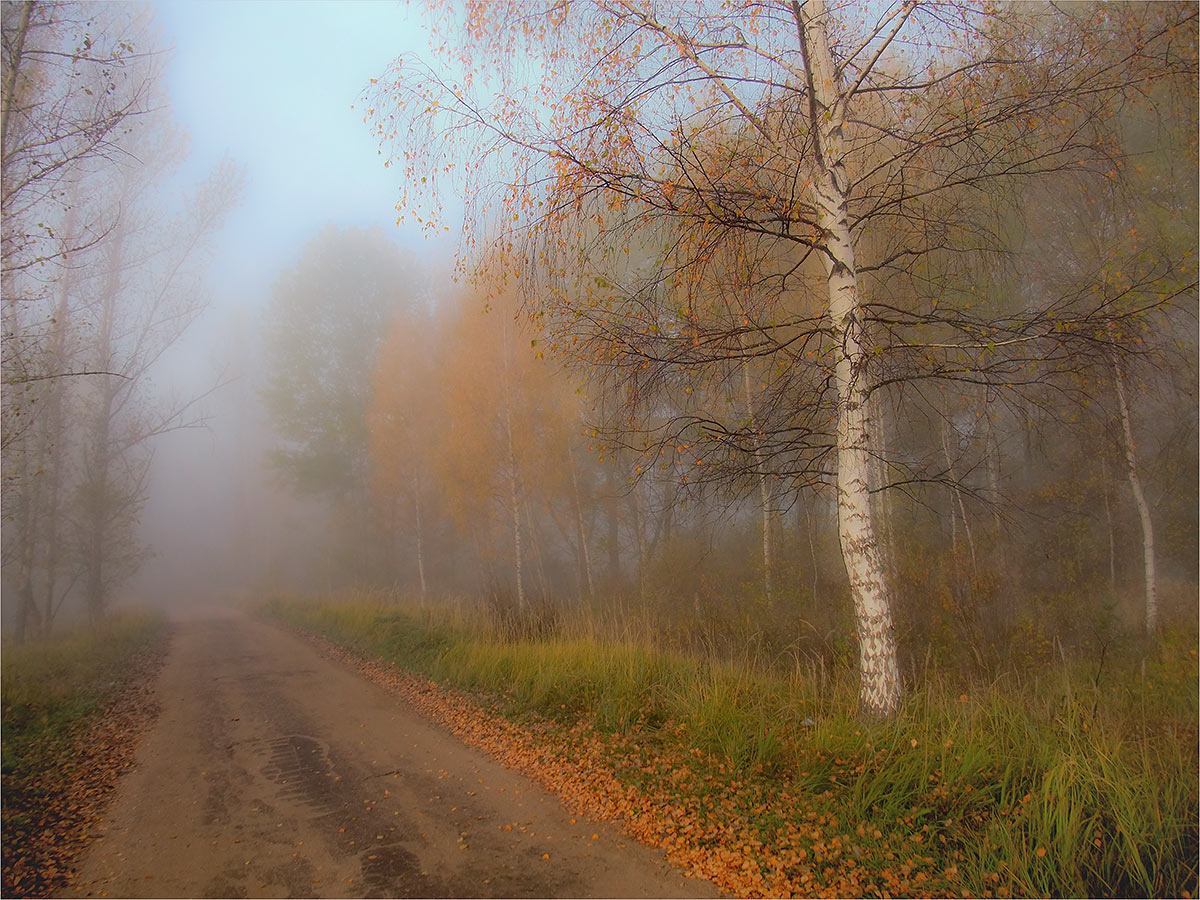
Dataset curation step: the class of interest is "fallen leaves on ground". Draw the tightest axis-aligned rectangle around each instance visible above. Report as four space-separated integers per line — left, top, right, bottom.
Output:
1 640 169 899
305 633 977 899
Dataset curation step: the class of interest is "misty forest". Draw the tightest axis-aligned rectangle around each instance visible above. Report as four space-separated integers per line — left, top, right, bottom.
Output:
2 1 1197 898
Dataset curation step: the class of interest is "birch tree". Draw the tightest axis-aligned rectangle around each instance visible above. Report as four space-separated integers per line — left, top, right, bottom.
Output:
369 0 1196 717
421 278 562 612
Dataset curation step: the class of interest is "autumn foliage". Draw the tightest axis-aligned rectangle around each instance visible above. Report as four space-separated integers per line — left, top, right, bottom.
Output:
357 0 1198 716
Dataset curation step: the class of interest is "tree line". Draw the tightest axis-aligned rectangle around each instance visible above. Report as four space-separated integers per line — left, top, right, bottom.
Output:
1 1 241 637
262 0 1197 720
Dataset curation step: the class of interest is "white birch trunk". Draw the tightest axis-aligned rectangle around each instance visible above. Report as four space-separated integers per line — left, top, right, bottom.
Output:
985 405 1004 531
502 405 525 612
1110 350 1157 636
566 441 595 603
605 465 621 587
798 0 901 718
411 473 427 605
499 317 526 612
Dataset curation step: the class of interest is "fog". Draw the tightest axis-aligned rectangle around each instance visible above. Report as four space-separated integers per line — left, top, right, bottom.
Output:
3 0 1197 692
123 1 449 615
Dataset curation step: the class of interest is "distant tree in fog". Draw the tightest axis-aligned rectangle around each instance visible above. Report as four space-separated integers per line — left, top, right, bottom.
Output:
74 150 242 623
367 268 609 611
260 225 425 583
367 304 437 603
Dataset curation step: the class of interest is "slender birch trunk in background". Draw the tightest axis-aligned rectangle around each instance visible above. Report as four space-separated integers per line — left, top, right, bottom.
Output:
524 491 551 604
81 217 125 624
1110 349 1157 636
36 201 79 633
11 456 40 641
567 441 595 603
741 359 774 608
498 314 526 612
941 423 978 578
983 400 1010 577
410 474 428 605
630 489 647 605
606 465 620 588
502 396 525 612
1100 454 1118 599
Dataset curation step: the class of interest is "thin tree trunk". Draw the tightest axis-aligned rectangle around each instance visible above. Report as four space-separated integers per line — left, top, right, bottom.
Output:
524 491 550 605
37 204 76 633
797 0 901 718
83 221 124 624
14 574 39 642
1 12 37 614
12 451 42 642
469 521 491 596
984 398 1009 575
503 407 525 612
411 474 427 605
802 493 821 606
741 358 774 607
0 1 33 156
498 316 526 612
629 487 647 605
606 464 620 587
1110 349 1157 636
942 424 978 577
83 389 115 624
1100 454 1117 599
567 441 595 603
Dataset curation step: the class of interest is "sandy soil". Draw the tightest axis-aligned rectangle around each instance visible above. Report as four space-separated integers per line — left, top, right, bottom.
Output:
60 610 718 899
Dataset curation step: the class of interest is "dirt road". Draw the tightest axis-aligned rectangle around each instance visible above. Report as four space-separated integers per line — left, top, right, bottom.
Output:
62 611 717 899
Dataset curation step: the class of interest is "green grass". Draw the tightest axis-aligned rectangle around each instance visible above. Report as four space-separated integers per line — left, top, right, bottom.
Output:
2 611 168 898
2 612 167 778
262 593 1198 897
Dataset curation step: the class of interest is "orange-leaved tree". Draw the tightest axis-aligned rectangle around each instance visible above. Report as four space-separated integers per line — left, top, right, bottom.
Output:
367 305 439 602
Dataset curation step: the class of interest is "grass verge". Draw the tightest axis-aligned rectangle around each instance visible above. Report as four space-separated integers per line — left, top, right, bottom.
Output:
263 594 1198 898
2 612 168 898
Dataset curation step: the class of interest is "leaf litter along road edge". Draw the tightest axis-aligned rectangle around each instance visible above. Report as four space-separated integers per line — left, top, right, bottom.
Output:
2 632 170 900
290 626 963 900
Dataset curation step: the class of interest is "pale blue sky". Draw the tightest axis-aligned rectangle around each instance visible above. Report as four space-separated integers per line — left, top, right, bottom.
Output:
153 0 456 309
